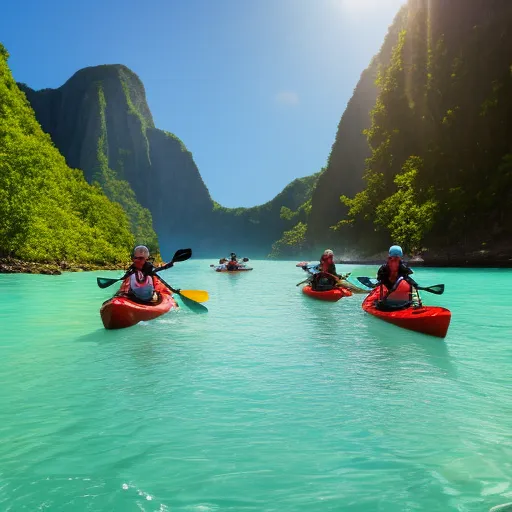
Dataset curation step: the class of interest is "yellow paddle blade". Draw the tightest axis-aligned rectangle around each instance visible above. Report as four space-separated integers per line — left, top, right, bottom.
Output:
179 290 209 303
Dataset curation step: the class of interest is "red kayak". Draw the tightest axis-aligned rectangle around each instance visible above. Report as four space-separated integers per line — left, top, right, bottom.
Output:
302 285 352 302
100 277 178 329
362 283 451 338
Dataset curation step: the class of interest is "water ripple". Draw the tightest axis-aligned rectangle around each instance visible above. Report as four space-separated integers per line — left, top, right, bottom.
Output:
1 265 512 511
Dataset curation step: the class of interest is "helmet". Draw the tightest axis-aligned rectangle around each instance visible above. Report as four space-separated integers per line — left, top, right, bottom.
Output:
388 245 403 257
323 249 334 257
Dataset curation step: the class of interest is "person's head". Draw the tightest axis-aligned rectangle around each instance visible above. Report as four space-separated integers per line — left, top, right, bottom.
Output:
132 245 150 269
230 252 237 261
387 245 403 271
321 249 334 262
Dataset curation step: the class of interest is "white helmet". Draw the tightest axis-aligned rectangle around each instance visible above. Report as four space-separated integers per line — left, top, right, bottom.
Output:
323 249 334 257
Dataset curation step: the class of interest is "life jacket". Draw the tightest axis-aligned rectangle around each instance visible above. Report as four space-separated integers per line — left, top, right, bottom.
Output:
312 272 336 291
129 271 155 301
227 260 238 269
320 256 334 274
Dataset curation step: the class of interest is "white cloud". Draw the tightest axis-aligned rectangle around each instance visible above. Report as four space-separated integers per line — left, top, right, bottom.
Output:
275 90 300 106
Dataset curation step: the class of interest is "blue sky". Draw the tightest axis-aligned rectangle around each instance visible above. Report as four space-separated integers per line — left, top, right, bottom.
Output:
2 0 404 207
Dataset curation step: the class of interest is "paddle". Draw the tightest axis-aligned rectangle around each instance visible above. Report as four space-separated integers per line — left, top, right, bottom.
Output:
296 272 351 288
157 275 208 313
97 248 192 289
356 277 445 295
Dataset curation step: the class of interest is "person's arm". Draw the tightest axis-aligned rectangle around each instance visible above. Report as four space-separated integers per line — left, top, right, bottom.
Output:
330 263 341 278
401 264 418 287
120 265 135 280
153 261 173 273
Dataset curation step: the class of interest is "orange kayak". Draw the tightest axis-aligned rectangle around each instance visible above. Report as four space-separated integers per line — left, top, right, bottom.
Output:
302 285 352 302
100 277 178 329
362 284 451 338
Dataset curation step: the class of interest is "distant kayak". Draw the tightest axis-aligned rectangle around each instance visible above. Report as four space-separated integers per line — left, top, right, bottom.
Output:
362 283 451 338
302 285 352 302
100 277 178 329
215 266 253 273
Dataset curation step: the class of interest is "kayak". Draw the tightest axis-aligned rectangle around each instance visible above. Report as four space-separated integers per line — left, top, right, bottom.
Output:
215 266 253 272
100 277 178 329
302 285 352 302
362 284 451 338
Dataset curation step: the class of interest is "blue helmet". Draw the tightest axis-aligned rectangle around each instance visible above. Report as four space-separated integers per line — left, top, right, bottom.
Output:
388 245 403 257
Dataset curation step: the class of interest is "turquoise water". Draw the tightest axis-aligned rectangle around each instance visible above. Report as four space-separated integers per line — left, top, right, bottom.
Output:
1 261 512 511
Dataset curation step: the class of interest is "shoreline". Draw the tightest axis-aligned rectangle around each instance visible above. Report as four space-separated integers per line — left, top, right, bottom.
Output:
0 258 128 275
337 259 512 268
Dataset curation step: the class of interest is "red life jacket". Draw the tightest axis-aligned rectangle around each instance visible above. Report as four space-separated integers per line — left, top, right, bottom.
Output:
320 256 333 273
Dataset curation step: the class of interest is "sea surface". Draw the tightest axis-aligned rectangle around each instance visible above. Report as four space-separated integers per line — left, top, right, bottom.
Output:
1 261 512 512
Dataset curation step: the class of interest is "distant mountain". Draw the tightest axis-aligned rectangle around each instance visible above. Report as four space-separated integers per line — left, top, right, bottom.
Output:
208 172 321 258
20 65 319 258
19 65 210 255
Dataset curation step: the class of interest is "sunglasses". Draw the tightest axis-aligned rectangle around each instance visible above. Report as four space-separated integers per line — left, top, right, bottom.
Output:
133 256 146 261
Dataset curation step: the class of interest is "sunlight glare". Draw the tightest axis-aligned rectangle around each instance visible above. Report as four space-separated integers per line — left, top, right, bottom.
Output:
333 0 406 19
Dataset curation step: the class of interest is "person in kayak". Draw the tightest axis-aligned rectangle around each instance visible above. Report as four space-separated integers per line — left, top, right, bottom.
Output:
226 252 239 271
376 245 418 306
121 245 173 302
319 249 341 277
309 249 341 291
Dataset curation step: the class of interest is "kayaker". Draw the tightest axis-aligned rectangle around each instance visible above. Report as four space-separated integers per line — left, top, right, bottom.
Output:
307 250 338 290
226 252 239 271
376 245 418 303
121 246 174 302
377 246 417 288
319 249 341 278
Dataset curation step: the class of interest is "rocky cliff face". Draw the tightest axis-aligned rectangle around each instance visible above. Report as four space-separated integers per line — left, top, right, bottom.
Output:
0 45 135 264
20 65 215 256
324 0 512 263
307 7 407 252
20 65 319 257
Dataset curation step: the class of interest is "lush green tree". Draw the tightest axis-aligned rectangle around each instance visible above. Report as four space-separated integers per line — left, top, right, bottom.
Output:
269 222 307 259
374 157 437 253
333 0 512 255
0 42 134 263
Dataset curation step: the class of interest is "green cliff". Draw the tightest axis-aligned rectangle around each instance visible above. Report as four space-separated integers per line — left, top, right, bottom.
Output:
306 7 407 253
209 172 321 258
20 65 214 257
20 64 319 258
0 43 134 264
334 0 512 262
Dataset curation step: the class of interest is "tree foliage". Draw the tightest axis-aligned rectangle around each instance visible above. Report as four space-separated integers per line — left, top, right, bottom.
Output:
374 157 437 253
268 222 307 259
334 0 512 254
0 43 134 262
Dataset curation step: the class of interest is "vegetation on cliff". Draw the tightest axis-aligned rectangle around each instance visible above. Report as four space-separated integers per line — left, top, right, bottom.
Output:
0 43 134 263
334 0 512 256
